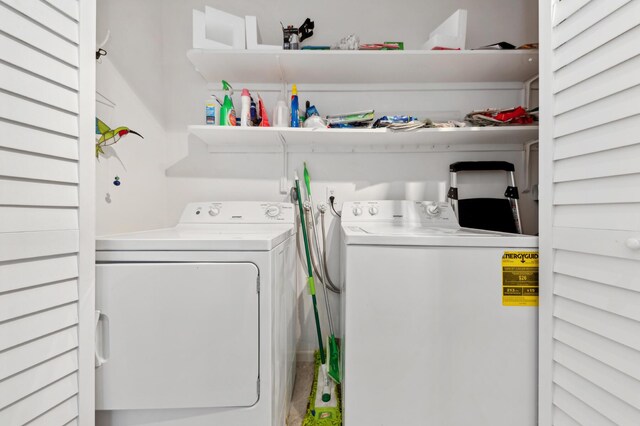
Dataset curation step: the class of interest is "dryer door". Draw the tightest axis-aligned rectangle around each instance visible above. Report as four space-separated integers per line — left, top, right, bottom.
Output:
95 262 259 410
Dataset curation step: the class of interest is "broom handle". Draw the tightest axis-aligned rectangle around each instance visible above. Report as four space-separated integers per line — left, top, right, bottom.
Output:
304 164 336 335
296 173 326 364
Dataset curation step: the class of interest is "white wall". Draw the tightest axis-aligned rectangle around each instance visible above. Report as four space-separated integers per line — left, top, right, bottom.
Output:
95 57 169 236
97 0 539 354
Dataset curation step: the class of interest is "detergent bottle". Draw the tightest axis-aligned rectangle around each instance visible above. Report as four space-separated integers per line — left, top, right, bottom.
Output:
219 80 236 126
290 84 300 127
240 89 252 126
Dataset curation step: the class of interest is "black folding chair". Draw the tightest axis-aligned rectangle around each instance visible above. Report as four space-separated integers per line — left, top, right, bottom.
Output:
447 161 523 234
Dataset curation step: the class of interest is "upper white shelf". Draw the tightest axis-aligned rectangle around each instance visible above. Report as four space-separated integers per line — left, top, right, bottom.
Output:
188 125 539 153
186 49 539 85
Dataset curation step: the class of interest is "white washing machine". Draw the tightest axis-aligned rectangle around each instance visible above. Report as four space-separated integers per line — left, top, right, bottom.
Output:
340 200 539 426
95 201 297 426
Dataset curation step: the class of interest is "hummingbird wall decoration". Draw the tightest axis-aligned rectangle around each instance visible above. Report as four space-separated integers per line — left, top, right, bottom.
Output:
95 118 143 158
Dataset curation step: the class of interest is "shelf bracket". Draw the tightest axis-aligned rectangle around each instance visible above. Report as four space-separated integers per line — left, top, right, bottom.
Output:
523 74 539 110
278 133 289 194
522 139 539 194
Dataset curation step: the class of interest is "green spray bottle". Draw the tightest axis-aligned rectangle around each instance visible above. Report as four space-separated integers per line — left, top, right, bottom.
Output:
219 80 236 126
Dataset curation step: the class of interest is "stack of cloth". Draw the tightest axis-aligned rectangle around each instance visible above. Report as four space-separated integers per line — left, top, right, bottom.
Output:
465 106 538 126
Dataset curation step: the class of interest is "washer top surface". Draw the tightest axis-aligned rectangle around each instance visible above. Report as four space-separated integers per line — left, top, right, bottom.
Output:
342 200 537 247
97 202 295 251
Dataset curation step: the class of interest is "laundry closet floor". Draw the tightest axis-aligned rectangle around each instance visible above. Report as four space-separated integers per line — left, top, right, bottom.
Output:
287 362 315 425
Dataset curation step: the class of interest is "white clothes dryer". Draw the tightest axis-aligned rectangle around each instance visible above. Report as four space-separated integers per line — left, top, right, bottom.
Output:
340 200 538 426
95 202 297 426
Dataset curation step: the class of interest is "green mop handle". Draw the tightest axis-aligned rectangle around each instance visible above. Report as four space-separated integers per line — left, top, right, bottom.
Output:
303 162 312 197
295 173 326 364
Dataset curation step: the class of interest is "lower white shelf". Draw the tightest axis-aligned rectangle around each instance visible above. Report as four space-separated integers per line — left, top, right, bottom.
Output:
188 125 539 153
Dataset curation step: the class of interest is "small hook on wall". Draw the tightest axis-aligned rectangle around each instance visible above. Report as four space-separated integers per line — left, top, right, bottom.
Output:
97 29 111 62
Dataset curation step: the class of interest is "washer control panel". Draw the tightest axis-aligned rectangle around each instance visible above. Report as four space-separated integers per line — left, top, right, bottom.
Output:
180 202 295 224
341 200 459 227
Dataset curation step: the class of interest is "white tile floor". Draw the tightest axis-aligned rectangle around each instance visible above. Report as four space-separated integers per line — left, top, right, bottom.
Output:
287 362 315 426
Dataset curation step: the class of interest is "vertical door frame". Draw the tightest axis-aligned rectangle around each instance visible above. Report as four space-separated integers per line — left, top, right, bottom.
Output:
538 0 554 424
78 0 97 424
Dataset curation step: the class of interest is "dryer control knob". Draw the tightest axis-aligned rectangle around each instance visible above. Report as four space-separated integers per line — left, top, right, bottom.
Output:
265 205 281 218
425 203 440 216
352 206 363 216
208 207 220 216
368 206 379 216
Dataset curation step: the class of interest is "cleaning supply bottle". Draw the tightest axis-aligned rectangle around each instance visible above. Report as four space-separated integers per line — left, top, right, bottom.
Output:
290 84 300 127
250 96 258 125
205 95 216 125
240 88 252 126
273 92 290 127
219 80 236 126
258 94 270 127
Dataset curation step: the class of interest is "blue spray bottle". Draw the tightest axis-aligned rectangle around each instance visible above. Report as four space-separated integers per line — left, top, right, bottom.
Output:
290 84 300 127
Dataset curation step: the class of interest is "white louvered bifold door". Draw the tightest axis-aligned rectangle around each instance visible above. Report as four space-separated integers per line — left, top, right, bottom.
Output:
0 0 95 425
539 1 640 425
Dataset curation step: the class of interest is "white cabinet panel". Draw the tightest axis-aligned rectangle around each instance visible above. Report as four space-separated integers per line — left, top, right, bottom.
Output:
96 262 260 410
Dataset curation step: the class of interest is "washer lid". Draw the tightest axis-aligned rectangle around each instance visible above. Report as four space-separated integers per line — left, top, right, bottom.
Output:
342 223 538 247
96 224 294 251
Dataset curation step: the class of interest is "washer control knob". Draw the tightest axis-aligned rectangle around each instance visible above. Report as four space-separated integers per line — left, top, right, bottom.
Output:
265 205 281 218
424 202 440 216
208 207 220 216
368 206 379 216
352 206 363 216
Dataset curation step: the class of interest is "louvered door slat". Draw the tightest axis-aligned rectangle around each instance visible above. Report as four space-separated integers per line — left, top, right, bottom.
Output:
552 1 640 71
554 319 640 381
540 2 640 423
0 350 78 409
552 0 630 49
553 385 616 426
554 250 640 293
0 254 78 293
553 363 640 424
554 296 640 352
0 34 78 90
0 61 79 113
0 304 78 352
0 121 78 160
0 373 78 425
0 3 78 66
0 0 78 43
554 203 640 231
0 327 78 381
0 0 93 423
553 25 640 94
553 114 640 161
27 395 78 426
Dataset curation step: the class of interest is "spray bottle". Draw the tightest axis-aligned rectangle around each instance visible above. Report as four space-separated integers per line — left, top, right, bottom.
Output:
290 84 300 127
205 94 217 125
240 89 252 126
219 80 236 126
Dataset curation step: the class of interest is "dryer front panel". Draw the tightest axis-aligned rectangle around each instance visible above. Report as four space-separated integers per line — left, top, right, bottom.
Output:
95 262 259 410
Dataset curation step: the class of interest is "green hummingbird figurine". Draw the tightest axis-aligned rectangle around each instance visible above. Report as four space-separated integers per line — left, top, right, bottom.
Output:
95 118 143 157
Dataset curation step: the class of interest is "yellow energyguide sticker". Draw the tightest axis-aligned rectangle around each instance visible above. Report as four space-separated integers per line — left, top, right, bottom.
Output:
502 251 539 307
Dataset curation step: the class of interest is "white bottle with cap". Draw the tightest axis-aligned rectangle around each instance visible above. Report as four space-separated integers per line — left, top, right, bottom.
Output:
272 93 290 128
240 88 252 127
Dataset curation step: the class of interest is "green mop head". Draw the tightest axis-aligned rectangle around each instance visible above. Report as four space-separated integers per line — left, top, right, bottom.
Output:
302 352 342 426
